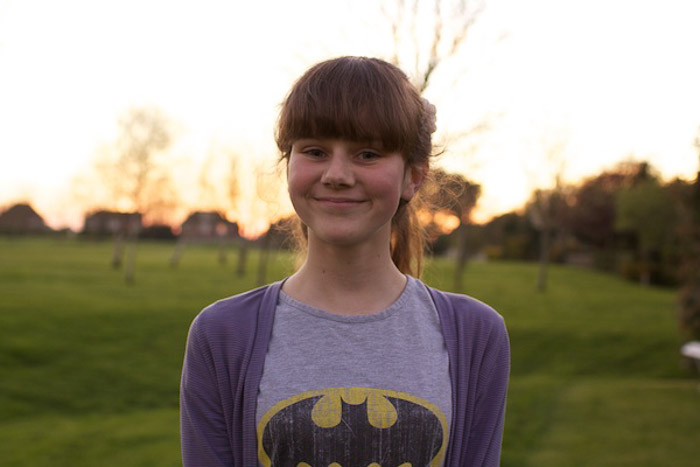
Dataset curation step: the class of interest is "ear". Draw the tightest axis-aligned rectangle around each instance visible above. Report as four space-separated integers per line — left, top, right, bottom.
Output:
401 161 428 201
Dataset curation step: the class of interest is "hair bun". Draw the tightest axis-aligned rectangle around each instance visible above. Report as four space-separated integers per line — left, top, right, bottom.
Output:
421 98 437 135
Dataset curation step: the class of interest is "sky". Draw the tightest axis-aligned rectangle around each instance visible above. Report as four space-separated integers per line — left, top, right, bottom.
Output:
1 0 699 233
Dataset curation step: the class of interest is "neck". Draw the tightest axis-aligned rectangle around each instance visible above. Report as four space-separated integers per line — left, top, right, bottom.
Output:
283 237 407 315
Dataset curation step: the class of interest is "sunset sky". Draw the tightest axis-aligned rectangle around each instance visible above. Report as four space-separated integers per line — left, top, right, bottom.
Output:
1 0 699 233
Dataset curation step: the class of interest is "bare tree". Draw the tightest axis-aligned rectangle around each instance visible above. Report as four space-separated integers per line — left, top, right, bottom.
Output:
384 0 494 138
112 108 174 216
222 156 241 266
384 0 485 93
424 168 481 289
170 148 241 269
168 156 211 268
383 0 493 286
525 131 570 292
254 164 285 286
99 107 175 284
527 183 569 292
220 155 254 277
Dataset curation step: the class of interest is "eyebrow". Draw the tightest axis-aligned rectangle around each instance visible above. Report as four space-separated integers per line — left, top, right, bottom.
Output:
293 139 388 150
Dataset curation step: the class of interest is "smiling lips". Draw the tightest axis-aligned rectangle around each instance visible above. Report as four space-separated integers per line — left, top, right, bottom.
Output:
313 196 365 207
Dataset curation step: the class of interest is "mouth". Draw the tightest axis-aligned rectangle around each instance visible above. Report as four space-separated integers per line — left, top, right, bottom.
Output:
313 197 365 207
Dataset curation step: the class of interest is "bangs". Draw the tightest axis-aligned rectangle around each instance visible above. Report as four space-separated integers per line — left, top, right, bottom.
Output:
277 57 421 156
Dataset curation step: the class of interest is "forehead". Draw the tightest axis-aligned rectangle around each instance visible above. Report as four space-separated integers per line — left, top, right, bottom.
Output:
280 77 413 156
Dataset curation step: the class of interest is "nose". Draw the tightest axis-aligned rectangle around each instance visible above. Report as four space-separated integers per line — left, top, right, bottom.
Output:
320 153 355 188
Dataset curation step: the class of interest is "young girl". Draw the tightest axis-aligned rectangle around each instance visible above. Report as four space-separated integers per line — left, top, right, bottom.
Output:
181 56 509 466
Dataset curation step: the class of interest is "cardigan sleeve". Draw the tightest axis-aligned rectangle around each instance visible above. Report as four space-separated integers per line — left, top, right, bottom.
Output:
428 286 510 466
467 314 510 466
180 314 235 466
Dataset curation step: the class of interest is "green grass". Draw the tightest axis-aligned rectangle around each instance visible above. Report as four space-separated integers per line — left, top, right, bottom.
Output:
1 237 697 466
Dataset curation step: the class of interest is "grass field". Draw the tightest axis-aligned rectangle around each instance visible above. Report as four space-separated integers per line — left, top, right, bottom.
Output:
0 236 697 466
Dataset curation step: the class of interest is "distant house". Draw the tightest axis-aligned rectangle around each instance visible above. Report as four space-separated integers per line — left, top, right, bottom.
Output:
83 210 142 236
0 203 50 234
258 216 293 250
180 211 239 241
139 224 176 240
565 250 595 268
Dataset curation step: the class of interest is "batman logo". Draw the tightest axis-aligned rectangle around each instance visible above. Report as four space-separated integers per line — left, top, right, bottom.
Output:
257 387 448 466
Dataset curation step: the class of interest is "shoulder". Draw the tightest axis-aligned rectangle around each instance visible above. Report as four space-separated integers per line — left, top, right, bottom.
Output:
426 285 504 325
188 282 282 343
422 283 507 344
423 284 510 389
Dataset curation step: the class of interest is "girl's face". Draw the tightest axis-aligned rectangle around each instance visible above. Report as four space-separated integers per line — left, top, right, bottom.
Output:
287 138 423 249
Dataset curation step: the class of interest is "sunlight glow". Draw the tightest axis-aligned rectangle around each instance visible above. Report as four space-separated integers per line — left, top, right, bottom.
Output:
1 0 699 232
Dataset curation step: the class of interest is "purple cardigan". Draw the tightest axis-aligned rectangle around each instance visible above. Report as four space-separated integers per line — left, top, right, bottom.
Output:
180 281 509 466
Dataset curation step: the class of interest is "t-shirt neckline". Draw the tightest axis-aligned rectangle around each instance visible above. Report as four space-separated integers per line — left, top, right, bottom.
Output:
278 275 415 323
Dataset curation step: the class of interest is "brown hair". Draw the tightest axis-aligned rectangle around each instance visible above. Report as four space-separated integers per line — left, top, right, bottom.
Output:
276 56 436 277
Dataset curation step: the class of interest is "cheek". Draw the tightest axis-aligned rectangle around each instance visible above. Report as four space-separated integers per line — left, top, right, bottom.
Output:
286 159 312 196
287 173 311 201
372 169 409 200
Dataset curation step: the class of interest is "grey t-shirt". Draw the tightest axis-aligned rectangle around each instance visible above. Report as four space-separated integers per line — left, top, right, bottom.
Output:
256 275 452 466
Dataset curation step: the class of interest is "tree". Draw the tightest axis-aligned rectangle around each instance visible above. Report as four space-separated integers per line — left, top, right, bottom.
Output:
222 157 249 275
525 132 570 292
385 0 484 93
98 107 176 284
526 184 570 292
108 108 176 221
170 149 241 269
481 211 537 261
678 127 700 342
615 178 676 285
568 161 653 263
254 164 285 286
383 0 491 286
423 168 480 288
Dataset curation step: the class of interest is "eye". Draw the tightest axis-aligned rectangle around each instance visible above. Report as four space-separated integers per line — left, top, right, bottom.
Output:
357 150 381 161
304 148 326 158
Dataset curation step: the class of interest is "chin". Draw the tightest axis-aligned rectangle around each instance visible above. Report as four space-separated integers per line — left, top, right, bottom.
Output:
313 232 366 247
308 226 390 249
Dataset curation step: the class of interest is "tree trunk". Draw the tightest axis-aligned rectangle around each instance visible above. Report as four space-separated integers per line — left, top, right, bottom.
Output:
678 238 700 342
639 249 651 287
218 235 227 265
236 241 248 277
124 214 139 285
677 156 700 342
125 236 137 285
170 236 186 268
453 224 469 290
537 227 551 292
257 235 271 286
111 233 125 269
